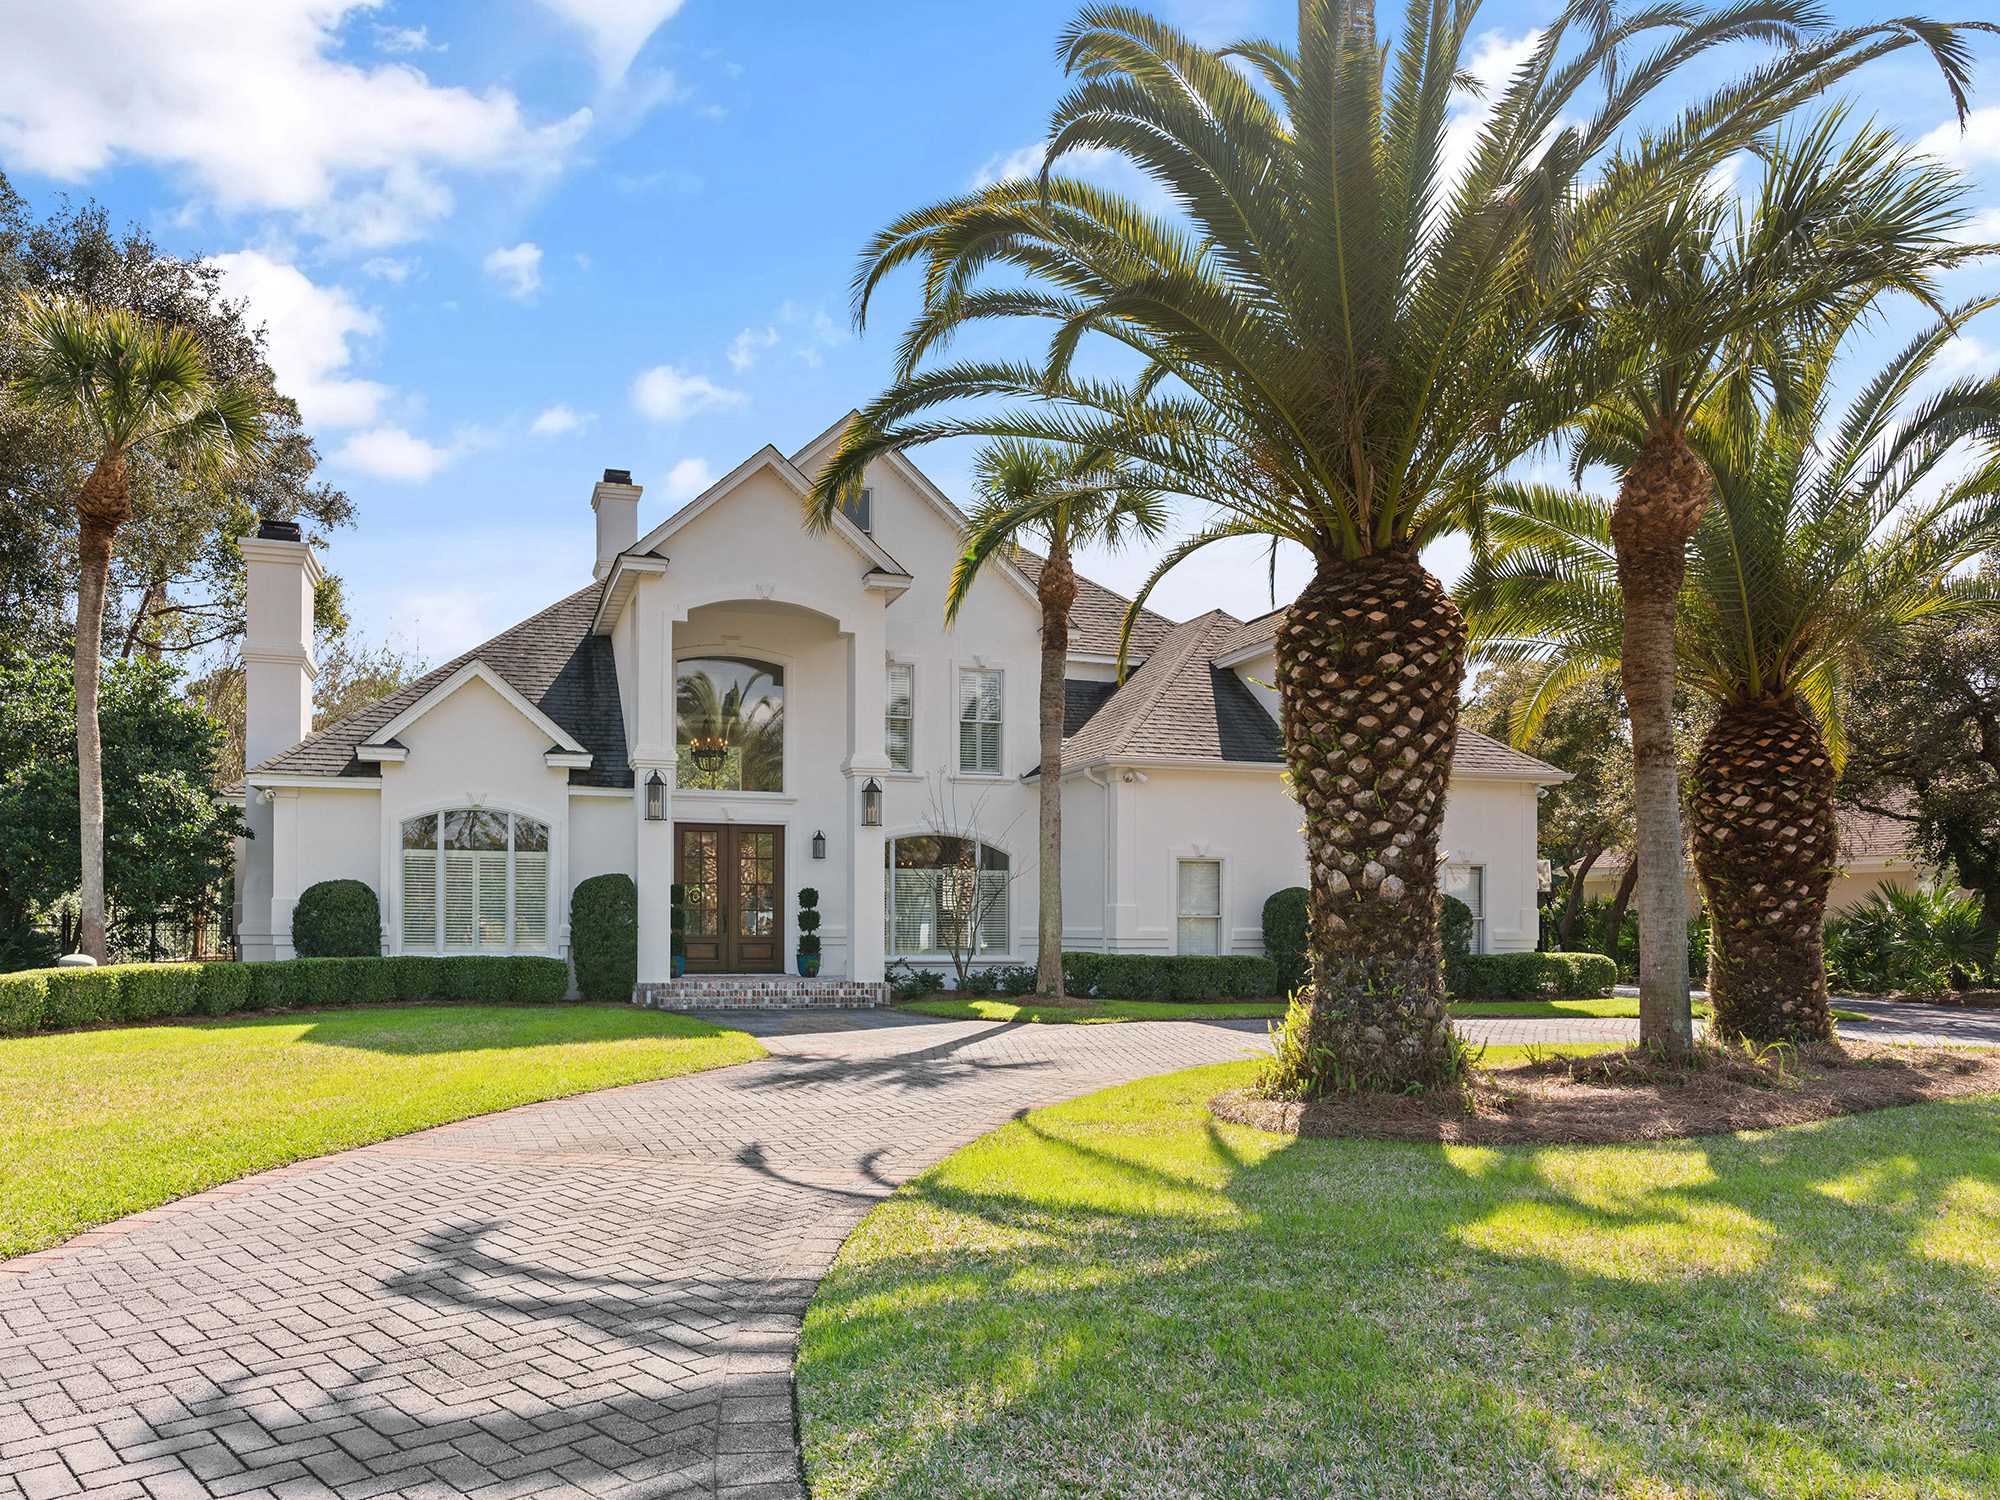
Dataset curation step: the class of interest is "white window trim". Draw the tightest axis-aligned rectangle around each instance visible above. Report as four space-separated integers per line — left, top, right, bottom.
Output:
1174 855 1226 956
885 658 916 774
392 802 559 957
956 665 1005 779
1443 862 1487 956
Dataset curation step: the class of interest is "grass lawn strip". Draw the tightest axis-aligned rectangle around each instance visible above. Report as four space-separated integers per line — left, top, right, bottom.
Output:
799 1057 2000 1500
0 1004 763 1259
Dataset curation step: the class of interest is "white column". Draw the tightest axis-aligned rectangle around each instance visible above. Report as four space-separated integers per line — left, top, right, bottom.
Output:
632 574 676 985
843 621 892 983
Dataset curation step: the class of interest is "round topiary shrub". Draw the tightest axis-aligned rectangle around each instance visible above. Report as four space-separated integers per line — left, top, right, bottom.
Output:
1262 887 1309 996
571 874 638 1002
291 880 382 957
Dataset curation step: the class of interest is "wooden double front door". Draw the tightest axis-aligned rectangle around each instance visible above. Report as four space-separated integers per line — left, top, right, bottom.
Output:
676 823 784 972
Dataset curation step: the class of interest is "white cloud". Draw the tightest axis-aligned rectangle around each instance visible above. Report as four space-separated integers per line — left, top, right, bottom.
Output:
529 402 593 436
1437 29 1546 206
483 241 544 301
970 140 1175 215
535 0 687 80
1919 107 2000 166
631 364 745 423
727 324 779 371
1953 206 2000 247
205 249 388 429
359 254 416 283
0 1 590 249
374 22 441 54
662 457 715 502
333 425 458 482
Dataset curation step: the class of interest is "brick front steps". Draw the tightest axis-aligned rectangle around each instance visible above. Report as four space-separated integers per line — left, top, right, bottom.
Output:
634 974 890 1010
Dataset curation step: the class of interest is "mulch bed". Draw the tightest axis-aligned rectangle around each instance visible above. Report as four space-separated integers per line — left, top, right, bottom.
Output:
1212 1041 2000 1145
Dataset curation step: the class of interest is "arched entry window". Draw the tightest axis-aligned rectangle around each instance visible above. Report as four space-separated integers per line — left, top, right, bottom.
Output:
401 810 549 952
885 837 1010 956
677 657 784 791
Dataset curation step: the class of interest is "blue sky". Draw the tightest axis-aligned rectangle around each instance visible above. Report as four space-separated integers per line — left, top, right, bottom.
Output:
3 0 1996 661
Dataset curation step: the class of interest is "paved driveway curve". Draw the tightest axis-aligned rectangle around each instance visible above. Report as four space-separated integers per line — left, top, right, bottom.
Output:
0 1014 1263 1500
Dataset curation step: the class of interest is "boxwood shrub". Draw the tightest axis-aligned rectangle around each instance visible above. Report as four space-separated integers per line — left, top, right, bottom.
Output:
290 880 382 957
1261 887 1308 996
1061 951 1279 1001
571 874 638 1003
0 953 587 1037
1451 950 1618 1001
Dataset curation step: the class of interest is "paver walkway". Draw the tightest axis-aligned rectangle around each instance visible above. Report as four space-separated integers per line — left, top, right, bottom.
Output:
6 1001 1992 1500
0 1014 1261 1500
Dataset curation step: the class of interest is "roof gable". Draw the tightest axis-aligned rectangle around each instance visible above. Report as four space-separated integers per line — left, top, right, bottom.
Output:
366 659 588 756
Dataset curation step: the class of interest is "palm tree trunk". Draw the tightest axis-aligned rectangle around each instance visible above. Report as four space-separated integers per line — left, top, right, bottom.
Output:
1035 544 1077 999
73 514 115 962
1609 428 1711 1055
1691 694 1838 1042
1266 549 1466 1096
1560 846 1603 948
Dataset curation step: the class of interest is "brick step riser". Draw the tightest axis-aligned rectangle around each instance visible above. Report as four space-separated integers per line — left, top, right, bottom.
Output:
633 979 889 1010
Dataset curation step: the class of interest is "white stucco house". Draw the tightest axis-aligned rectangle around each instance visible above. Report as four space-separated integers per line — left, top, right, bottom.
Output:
234 417 1566 1002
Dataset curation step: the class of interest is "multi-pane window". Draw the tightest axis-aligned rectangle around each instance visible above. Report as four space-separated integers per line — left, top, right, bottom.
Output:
885 837 1010 956
401 810 550 952
885 662 914 772
676 656 784 792
958 668 1002 775
1176 859 1222 955
1442 863 1485 954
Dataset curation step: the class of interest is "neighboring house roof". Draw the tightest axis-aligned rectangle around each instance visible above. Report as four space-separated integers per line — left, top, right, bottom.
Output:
246 583 632 788
1013 552 1177 659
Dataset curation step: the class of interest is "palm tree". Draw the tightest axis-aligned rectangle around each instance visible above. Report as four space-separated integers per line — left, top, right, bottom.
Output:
5 294 266 960
945 438 1165 998
1465 310 2000 1042
805 0 1974 1096
1552 108 1986 1051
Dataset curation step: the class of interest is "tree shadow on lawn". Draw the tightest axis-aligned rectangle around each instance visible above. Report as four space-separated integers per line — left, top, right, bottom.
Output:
796 1067 2000 1500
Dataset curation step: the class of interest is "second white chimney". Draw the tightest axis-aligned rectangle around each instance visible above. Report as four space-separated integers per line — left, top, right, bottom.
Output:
593 468 642 580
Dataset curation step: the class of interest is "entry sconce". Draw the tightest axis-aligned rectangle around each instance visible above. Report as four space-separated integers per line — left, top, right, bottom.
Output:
811 830 827 861
860 777 883 827
644 769 666 821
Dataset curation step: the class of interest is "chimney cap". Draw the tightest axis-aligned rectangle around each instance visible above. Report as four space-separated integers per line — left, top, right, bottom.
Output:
601 468 633 486
256 516 304 543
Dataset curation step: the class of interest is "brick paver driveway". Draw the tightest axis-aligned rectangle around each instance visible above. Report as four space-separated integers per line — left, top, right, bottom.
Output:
0 1014 1263 1500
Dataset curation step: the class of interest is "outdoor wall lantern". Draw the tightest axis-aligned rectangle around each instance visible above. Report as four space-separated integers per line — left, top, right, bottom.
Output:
644 769 666 821
811 830 827 860
687 734 730 774
860 777 883 827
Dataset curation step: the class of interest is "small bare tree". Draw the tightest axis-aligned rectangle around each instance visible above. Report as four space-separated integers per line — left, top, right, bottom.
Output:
905 773 1028 989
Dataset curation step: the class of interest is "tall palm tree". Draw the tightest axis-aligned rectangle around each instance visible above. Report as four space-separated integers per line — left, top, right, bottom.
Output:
805 0 1975 1096
1553 108 1987 1051
1465 310 2000 1042
5 294 266 960
945 438 1165 998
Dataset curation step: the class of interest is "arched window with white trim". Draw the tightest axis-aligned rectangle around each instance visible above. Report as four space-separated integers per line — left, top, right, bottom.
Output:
885 836 1010 956
401 810 550 953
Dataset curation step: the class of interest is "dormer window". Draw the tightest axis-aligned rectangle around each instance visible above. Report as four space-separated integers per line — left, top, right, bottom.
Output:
839 485 873 533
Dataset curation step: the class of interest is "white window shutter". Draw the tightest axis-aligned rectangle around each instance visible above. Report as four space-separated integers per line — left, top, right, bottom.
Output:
514 852 549 948
477 852 508 948
976 870 1009 953
1177 859 1222 955
444 851 478 949
402 852 436 949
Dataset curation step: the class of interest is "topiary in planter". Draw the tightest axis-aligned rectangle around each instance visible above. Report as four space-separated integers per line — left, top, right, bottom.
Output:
291 880 382 957
572 874 638 1002
797 886 821 977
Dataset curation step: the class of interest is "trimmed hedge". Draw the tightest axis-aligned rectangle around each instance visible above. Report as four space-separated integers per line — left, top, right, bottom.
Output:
572 874 638 1003
1262 887 1308 997
291 880 382 957
1062 951 1279 1001
1451 951 1617 1001
0 954 579 1037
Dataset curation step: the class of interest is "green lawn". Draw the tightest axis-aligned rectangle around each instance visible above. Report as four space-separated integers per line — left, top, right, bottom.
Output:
0 1004 764 1259
799 1057 2000 1500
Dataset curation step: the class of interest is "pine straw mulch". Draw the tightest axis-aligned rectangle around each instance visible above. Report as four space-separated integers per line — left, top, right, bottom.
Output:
1211 1040 2000 1145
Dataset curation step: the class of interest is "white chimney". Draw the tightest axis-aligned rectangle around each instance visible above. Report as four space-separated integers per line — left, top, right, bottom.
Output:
240 518 322 769
593 468 642 580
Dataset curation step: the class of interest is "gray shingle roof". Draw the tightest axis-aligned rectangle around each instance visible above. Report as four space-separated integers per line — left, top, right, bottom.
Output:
248 583 631 788
1012 553 1176 659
